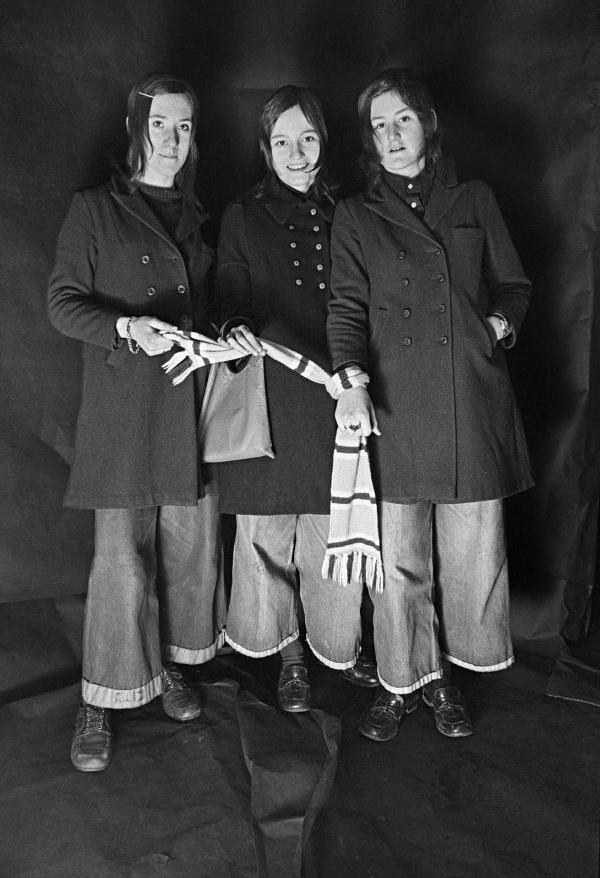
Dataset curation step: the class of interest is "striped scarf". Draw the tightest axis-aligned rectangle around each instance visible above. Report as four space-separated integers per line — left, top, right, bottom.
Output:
162 334 383 591
323 369 383 592
161 331 331 388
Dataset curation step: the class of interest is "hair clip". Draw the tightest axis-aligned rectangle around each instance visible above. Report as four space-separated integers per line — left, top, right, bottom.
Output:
138 91 154 99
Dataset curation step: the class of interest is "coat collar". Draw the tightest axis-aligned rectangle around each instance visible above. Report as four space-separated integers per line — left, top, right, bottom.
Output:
363 161 464 243
260 178 335 226
109 175 207 250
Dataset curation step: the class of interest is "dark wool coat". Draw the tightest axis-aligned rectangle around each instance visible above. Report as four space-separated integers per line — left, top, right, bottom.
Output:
214 181 336 515
328 168 533 503
47 178 213 508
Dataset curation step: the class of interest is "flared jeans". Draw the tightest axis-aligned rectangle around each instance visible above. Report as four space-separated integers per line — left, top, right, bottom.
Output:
225 514 363 668
82 497 225 709
374 499 514 694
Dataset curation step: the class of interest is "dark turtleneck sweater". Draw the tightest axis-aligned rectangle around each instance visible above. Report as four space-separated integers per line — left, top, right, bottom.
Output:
138 181 183 240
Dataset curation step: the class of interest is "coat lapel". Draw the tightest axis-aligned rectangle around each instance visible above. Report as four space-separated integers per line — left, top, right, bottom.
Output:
424 175 465 231
111 187 205 250
263 179 335 226
176 199 207 241
364 163 466 240
364 186 438 245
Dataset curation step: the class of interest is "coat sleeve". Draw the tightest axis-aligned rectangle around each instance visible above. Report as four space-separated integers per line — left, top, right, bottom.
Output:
327 200 371 371
47 191 124 350
215 201 255 335
481 183 532 346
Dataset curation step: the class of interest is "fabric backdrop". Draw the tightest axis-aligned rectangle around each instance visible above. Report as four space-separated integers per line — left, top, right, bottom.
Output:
1 0 599 663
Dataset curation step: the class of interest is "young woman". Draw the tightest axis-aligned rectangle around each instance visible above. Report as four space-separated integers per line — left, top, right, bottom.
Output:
214 85 372 711
48 74 225 771
328 68 532 741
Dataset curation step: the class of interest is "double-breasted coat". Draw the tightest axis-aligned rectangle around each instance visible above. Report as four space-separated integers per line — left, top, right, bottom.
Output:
327 167 533 503
47 177 213 508
214 180 336 515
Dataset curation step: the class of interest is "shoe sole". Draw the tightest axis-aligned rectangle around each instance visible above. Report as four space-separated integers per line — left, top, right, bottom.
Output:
71 753 112 772
432 724 474 738
162 706 203 721
278 702 311 713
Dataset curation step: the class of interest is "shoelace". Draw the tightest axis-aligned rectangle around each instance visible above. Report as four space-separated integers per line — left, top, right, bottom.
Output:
162 665 185 691
281 668 308 692
83 705 106 732
283 677 308 694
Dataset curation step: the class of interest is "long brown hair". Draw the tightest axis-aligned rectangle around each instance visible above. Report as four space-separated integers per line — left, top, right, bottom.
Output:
125 73 199 199
357 68 442 193
256 85 334 202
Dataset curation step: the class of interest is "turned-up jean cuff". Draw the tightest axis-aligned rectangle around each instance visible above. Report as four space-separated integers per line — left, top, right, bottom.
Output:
371 499 513 695
82 497 225 710
226 513 363 668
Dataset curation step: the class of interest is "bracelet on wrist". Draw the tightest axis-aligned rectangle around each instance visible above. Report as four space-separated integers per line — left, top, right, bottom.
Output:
126 317 140 355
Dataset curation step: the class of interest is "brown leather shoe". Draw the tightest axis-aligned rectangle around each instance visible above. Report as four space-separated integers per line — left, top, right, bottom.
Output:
71 701 112 772
422 685 473 737
342 654 379 688
358 688 419 742
277 663 311 713
161 663 202 722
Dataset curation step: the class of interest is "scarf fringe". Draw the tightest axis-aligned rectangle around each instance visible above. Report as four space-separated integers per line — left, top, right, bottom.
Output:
322 550 384 593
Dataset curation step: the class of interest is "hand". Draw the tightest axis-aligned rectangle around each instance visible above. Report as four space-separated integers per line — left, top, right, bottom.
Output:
335 386 381 437
159 329 230 358
486 315 505 343
129 316 178 356
225 324 265 357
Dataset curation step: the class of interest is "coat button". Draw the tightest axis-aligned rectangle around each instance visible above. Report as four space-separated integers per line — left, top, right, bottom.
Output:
290 242 297 248
438 303 446 313
410 201 418 209
293 259 300 267
398 250 406 259
141 254 150 264
177 284 186 294
316 264 324 271
403 337 412 346
313 225 320 232
315 243 323 251
295 279 302 286
402 278 410 287
288 224 295 230
310 208 317 216
402 308 411 318
318 282 326 290
438 273 446 283
433 247 442 256
147 286 156 296
440 336 449 344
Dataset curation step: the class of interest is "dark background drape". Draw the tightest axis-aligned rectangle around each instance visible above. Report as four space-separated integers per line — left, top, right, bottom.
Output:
2 0 599 679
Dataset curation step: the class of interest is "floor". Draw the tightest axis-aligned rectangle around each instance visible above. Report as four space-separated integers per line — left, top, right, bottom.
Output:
1 596 598 878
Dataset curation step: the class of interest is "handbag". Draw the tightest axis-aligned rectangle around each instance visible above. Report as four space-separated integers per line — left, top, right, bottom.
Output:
198 354 274 463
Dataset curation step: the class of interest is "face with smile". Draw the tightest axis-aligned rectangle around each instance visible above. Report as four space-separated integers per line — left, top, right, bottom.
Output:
370 90 427 178
138 92 193 187
270 105 320 192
